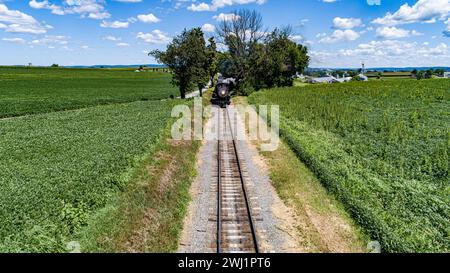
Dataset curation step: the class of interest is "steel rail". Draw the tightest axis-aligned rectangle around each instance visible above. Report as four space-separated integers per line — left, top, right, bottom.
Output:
217 108 222 254
225 106 260 253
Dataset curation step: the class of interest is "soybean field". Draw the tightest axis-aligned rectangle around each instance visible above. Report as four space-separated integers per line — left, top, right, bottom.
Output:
249 79 450 252
0 67 178 118
0 67 182 252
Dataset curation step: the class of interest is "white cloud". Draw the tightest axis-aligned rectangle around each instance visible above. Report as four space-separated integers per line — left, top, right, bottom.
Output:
201 23 216 32
333 17 362 29
0 4 49 34
376 26 423 38
103 35 121 41
2 37 26 44
116 42 130 47
444 18 450 36
100 20 129 28
213 13 240 21
188 0 267 12
418 42 448 55
61 45 72 51
29 0 50 9
310 39 450 68
88 12 110 20
137 13 160 23
29 0 65 15
290 35 310 44
189 2 210 11
299 19 309 26
356 40 448 57
28 0 111 20
319 29 360 43
372 0 450 25
136 30 171 44
29 35 68 46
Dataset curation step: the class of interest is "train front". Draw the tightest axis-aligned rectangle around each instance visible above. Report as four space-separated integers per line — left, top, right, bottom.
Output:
212 82 231 108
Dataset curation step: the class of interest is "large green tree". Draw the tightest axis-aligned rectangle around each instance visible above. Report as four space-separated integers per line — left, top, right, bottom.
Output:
262 27 310 88
150 28 208 99
217 10 310 94
193 36 220 97
434 68 445 77
217 9 265 95
190 28 209 97
206 37 219 86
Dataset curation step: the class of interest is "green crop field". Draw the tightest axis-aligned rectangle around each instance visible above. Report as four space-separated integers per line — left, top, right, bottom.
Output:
0 100 179 252
366 72 412 77
0 67 178 118
0 66 189 252
249 79 450 252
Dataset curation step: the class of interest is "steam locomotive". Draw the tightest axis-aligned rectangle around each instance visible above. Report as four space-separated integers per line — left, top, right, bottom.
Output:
211 76 235 108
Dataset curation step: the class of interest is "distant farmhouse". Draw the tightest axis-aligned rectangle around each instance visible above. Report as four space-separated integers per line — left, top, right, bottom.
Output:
358 74 369 81
309 75 336 84
306 62 368 84
294 73 306 80
308 75 353 84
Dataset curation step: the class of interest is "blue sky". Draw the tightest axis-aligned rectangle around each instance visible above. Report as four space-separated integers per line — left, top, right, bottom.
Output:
0 0 449 67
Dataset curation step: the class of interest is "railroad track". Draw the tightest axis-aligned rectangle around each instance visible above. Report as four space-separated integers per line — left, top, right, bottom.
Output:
216 107 259 253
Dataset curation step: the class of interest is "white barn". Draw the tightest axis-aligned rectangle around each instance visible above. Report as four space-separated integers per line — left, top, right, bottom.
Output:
309 76 337 84
357 73 369 81
335 76 353 83
309 74 354 84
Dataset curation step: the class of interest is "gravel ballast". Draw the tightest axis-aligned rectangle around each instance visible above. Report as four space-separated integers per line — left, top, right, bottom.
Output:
179 105 302 253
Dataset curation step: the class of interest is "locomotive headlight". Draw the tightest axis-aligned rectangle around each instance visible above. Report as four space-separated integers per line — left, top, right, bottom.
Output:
221 90 226 96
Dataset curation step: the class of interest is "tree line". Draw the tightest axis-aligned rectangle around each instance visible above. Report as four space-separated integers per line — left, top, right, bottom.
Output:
412 68 446 80
150 9 310 98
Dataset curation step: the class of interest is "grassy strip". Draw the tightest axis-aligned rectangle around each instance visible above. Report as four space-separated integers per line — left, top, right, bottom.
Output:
78 137 200 252
0 67 178 118
249 79 450 252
